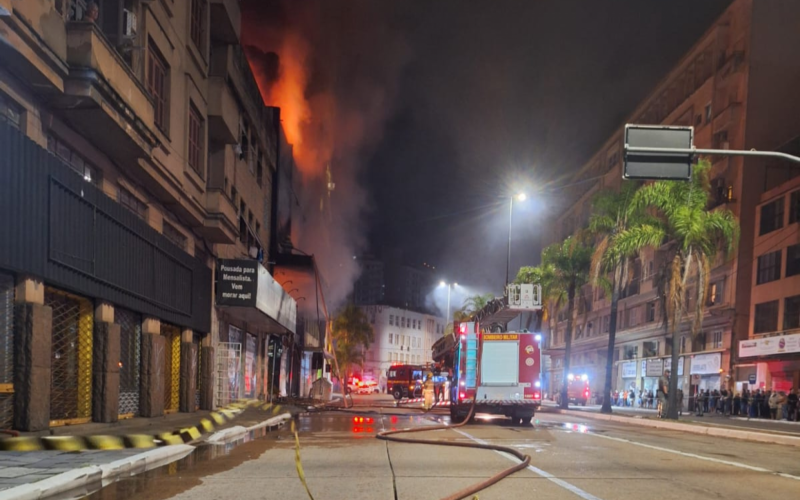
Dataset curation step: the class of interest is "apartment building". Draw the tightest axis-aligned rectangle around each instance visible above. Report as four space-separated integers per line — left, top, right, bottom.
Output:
739 176 800 392
358 305 445 384
0 0 297 431
543 0 800 402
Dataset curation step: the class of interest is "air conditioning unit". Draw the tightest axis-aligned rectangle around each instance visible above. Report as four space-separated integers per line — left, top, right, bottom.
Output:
122 9 137 37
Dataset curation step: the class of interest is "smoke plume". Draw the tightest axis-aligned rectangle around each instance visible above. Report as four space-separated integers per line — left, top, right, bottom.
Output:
242 1 411 309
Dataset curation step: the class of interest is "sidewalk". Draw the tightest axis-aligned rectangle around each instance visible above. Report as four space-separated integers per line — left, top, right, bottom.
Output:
0 404 299 499
541 400 800 436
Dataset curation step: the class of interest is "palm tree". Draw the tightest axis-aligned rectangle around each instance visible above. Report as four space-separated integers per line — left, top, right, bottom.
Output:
588 182 664 414
332 304 374 393
631 160 739 419
462 293 495 315
542 236 592 409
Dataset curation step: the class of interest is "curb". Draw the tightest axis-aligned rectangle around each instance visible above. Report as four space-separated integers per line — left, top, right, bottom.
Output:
205 413 292 444
550 408 800 447
0 445 194 500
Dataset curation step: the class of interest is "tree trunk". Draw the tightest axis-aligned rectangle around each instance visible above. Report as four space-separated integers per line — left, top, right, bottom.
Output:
560 281 577 409
601 266 623 414
666 325 681 419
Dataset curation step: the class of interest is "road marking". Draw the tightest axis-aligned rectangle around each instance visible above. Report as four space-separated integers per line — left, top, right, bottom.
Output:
587 432 800 481
452 428 604 500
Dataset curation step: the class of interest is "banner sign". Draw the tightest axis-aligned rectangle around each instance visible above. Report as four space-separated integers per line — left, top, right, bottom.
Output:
621 361 637 378
739 333 800 358
690 353 721 375
645 358 664 377
217 260 258 307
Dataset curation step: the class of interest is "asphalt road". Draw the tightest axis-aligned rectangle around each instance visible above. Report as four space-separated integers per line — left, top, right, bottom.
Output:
100 397 800 500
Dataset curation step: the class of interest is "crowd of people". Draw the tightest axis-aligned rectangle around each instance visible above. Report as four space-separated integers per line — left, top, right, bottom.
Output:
610 386 800 421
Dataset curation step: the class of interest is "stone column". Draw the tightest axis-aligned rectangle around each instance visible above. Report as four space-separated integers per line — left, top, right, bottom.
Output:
140 317 165 417
13 277 51 431
179 328 197 413
200 333 215 410
92 302 120 423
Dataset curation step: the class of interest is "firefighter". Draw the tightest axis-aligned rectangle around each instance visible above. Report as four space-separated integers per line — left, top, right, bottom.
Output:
423 372 435 410
658 369 670 418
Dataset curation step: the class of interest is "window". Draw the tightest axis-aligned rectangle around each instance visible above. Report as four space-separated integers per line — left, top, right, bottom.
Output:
188 103 204 176
389 333 393 344
256 157 263 187
704 103 712 123
710 330 723 349
646 302 656 322
707 281 723 305
785 295 800 330
628 307 640 327
190 0 207 53
791 191 800 224
754 300 779 334
118 187 147 220
602 315 610 333
147 42 169 134
787 244 800 278
0 93 23 129
680 336 687 354
162 221 187 249
756 250 782 285
759 198 784 235
46 135 98 184
389 315 394 326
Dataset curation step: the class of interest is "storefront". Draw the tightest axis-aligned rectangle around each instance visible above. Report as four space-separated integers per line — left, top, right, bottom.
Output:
738 334 800 392
215 259 296 404
690 352 722 391
620 361 637 393
642 358 662 394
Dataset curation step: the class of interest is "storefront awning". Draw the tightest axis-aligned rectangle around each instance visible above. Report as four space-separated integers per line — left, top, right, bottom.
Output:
216 259 297 334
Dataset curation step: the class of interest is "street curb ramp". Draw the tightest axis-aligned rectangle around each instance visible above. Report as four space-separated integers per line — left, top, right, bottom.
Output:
553 408 800 447
0 400 287 452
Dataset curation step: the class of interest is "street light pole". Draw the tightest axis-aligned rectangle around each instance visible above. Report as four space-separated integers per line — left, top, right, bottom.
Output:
446 284 452 324
506 193 526 287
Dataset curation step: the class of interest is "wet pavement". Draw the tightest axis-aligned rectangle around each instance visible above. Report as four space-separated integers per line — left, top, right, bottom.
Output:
79 402 800 500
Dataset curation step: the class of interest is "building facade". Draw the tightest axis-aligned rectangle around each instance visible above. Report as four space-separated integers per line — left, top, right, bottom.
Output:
358 305 445 385
543 0 800 404
740 176 800 392
0 0 300 430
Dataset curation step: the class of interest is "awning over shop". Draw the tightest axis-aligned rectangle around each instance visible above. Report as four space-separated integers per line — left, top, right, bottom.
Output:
216 259 297 334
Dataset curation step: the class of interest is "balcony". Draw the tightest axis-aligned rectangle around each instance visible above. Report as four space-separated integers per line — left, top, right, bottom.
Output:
208 77 238 144
58 22 157 163
198 189 238 244
210 0 242 44
712 103 742 134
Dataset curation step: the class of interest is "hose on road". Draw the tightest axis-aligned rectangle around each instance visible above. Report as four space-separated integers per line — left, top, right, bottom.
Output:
375 333 532 500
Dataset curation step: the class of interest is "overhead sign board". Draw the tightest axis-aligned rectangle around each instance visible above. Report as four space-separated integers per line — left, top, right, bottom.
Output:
217 260 258 307
623 124 694 180
645 358 664 377
690 353 721 375
739 333 800 358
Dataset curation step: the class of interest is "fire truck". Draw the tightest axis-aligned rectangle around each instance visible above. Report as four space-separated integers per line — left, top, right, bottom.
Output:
432 284 543 425
556 374 591 406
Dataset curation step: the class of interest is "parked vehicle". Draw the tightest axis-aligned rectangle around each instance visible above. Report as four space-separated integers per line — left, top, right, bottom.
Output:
387 364 425 400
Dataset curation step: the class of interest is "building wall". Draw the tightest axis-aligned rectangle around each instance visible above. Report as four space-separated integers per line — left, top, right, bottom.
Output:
359 305 445 384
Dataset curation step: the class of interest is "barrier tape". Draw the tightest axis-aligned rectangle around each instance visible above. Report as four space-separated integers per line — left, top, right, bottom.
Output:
394 398 451 407
0 400 287 452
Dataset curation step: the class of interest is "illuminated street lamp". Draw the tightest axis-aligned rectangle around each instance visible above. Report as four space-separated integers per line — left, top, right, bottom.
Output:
506 193 527 286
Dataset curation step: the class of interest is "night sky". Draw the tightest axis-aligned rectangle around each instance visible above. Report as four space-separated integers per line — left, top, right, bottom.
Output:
243 0 733 302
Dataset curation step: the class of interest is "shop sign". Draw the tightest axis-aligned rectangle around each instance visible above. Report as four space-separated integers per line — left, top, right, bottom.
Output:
621 361 637 378
690 353 721 375
739 333 800 358
217 260 258 306
645 358 664 377
256 264 297 333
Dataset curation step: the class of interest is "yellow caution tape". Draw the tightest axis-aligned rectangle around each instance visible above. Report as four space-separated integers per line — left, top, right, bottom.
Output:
0 399 283 452
292 418 315 500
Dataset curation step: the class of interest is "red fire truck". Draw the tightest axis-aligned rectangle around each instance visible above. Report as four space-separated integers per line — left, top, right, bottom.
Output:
434 320 542 425
556 374 591 406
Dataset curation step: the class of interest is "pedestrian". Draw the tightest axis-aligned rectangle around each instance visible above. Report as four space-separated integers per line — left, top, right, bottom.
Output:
648 390 654 409
778 391 788 420
787 388 798 422
741 388 750 417
84 1 99 23
702 389 710 413
657 369 670 418
768 390 779 420
733 392 741 416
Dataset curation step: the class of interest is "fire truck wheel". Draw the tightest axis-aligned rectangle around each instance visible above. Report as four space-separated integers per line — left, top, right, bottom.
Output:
450 407 465 424
392 388 402 400
520 416 532 425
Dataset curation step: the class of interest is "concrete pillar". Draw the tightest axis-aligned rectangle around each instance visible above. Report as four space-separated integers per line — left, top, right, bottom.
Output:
13 277 51 431
92 302 120 423
140 317 165 417
179 328 197 413
200 333 214 410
